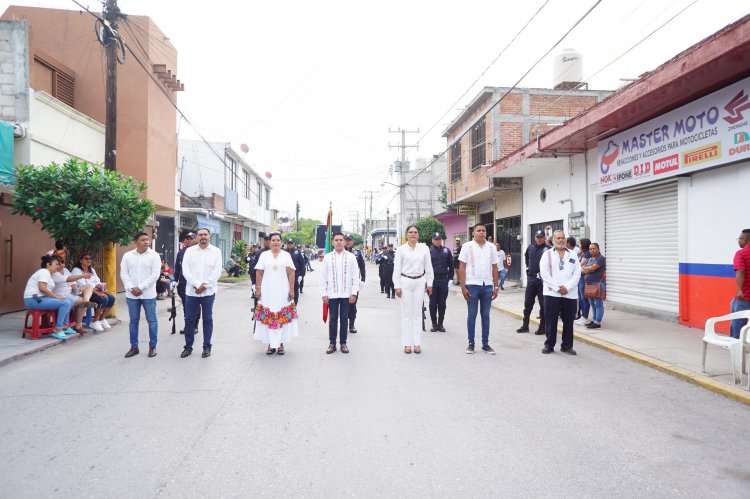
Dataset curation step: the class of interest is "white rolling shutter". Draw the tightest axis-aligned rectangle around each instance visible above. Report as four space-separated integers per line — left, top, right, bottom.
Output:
604 181 678 314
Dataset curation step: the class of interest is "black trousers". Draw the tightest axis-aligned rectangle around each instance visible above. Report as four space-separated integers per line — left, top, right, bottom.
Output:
379 267 385 292
523 276 545 326
177 285 201 330
328 298 349 344
292 278 300 305
543 295 577 350
348 292 359 325
429 278 449 324
383 269 394 297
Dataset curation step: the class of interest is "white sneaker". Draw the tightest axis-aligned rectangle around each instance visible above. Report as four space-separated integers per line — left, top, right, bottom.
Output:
100 320 112 330
90 321 104 332
574 318 591 326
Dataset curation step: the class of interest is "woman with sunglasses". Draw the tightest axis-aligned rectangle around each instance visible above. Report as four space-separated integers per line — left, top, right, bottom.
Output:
393 225 434 354
72 252 116 332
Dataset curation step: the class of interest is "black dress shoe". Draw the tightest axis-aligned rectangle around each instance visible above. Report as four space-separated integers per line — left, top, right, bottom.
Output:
437 325 446 332
124 347 139 358
542 347 554 354
430 324 438 332
202 347 211 358
349 326 357 334
516 325 529 333
561 348 577 355
180 347 192 358
148 348 157 357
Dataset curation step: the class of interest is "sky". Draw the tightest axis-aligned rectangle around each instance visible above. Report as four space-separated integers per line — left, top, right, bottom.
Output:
5 0 750 232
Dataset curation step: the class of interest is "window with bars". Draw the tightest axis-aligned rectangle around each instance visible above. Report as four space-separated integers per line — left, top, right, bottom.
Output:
450 141 462 183
471 117 486 170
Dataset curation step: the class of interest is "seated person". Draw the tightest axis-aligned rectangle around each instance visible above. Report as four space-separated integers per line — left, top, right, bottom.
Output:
72 252 116 332
156 260 175 299
23 255 77 339
50 255 95 333
226 254 242 278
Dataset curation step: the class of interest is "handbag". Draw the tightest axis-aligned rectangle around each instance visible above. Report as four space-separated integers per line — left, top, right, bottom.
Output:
583 282 601 299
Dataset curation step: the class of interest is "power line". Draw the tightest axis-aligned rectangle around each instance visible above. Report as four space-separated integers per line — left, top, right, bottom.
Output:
398 0 604 190
416 0 552 146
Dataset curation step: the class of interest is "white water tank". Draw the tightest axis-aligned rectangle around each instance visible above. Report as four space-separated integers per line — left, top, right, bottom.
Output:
553 48 583 90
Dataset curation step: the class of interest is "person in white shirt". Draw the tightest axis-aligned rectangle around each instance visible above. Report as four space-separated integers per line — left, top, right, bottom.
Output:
540 230 582 355
23 255 76 339
393 225 434 354
50 255 94 334
320 232 360 354
458 223 499 354
495 241 507 290
181 227 223 358
121 232 162 358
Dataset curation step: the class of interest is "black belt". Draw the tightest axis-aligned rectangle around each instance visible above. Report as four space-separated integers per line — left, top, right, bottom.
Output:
527 272 540 278
434 273 450 279
400 272 425 280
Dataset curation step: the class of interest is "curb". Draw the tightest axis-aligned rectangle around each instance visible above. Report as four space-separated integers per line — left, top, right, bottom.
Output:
0 319 122 368
491 302 750 406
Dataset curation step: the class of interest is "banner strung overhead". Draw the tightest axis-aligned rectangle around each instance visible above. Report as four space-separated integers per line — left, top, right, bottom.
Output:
597 75 750 192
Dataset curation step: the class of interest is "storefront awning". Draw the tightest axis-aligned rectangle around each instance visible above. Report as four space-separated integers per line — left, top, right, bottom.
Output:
0 121 14 186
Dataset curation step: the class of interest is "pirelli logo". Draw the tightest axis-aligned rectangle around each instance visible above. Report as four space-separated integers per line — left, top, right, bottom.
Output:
683 141 721 167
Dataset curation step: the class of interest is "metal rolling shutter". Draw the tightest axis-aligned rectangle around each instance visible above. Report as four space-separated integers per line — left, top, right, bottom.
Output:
604 181 678 314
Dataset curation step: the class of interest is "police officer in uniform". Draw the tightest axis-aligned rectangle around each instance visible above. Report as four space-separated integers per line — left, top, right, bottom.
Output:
377 244 396 298
174 232 200 334
378 246 386 293
344 234 366 334
284 238 306 305
429 232 454 332
517 230 548 334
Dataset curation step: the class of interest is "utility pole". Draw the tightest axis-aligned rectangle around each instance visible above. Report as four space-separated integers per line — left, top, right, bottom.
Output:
296 201 300 232
104 0 121 171
386 207 390 246
363 189 375 249
388 128 419 242
348 210 359 235
101 0 122 316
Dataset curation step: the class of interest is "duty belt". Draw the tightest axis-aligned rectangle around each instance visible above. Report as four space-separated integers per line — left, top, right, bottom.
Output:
400 272 425 280
527 272 540 278
434 273 450 279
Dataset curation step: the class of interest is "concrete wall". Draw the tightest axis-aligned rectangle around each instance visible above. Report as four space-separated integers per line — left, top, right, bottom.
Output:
0 19 28 126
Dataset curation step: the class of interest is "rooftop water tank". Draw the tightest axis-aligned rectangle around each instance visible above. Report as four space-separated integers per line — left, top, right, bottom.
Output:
553 48 584 90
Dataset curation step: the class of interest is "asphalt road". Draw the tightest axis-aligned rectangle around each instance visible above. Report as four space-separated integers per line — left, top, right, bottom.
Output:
1 262 750 498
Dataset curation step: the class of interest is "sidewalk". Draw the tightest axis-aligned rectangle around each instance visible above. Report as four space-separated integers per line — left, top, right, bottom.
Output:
469 283 750 405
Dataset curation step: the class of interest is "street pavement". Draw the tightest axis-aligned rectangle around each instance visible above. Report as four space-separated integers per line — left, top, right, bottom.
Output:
1 261 750 497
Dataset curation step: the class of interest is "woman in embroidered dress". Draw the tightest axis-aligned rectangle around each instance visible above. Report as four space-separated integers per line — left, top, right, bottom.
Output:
393 225 434 354
253 233 299 355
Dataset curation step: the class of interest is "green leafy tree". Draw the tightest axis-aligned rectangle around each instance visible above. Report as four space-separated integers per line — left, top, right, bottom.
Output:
282 231 306 246
286 218 322 245
412 216 445 244
12 158 154 260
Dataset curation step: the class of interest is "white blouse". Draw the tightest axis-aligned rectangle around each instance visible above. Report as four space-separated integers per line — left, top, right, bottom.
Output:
393 242 434 289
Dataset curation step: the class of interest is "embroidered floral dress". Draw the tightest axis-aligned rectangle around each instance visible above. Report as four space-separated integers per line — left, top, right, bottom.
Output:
252 250 299 348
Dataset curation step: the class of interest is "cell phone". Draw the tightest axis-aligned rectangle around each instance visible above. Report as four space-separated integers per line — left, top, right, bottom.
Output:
32 293 42 303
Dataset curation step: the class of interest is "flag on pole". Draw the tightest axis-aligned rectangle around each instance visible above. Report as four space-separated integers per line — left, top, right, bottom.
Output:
322 207 333 323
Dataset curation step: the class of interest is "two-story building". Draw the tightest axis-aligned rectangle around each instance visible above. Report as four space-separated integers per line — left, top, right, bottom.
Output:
443 83 611 281
178 139 272 262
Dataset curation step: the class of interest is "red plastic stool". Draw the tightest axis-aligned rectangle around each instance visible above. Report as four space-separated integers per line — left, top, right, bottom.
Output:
22 310 58 340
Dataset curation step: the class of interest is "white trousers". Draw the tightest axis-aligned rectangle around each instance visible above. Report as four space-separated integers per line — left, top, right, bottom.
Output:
399 277 426 346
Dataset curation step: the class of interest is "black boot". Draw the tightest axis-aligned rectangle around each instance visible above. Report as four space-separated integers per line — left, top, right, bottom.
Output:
430 321 438 332
437 320 446 332
534 323 546 335
516 319 530 333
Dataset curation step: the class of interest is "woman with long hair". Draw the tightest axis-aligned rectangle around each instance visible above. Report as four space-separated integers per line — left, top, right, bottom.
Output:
253 233 299 355
23 255 76 339
72 252 116 332
393 225 434 354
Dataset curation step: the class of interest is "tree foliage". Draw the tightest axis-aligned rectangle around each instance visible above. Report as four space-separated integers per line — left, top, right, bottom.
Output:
232 239 250 272
412 217 446 244
12 158 155 258
284 217 322 245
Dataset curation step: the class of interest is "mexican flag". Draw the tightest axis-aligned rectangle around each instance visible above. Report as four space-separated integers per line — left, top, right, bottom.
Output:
322 207 332 323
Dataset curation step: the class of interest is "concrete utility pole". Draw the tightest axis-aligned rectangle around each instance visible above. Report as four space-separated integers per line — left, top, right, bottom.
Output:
363 189 375 248
386 207 390 246
296 201 300 232
388 128 419 242
348 210 359 235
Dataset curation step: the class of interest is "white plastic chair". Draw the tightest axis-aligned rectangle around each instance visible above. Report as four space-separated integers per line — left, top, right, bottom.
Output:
701 310 750 385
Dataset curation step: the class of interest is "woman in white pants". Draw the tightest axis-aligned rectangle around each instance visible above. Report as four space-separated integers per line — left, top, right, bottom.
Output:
394 225 434 354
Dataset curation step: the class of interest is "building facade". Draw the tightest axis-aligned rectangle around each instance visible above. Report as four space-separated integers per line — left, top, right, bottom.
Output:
444 85 611 281
488 14 750 328
178 139 272 262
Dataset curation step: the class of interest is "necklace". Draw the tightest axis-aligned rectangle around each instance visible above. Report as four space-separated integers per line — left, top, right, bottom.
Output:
271 251 280 270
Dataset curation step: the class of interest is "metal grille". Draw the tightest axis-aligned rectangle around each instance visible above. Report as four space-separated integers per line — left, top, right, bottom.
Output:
55 71 75 108
605 180 678 314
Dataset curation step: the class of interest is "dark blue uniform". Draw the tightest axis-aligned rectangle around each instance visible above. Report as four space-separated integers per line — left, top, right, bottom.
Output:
285 247 307 305
376 251 395 298
518 242 548 333
346 247 366 332
174 245 200 333
429 244 455 331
